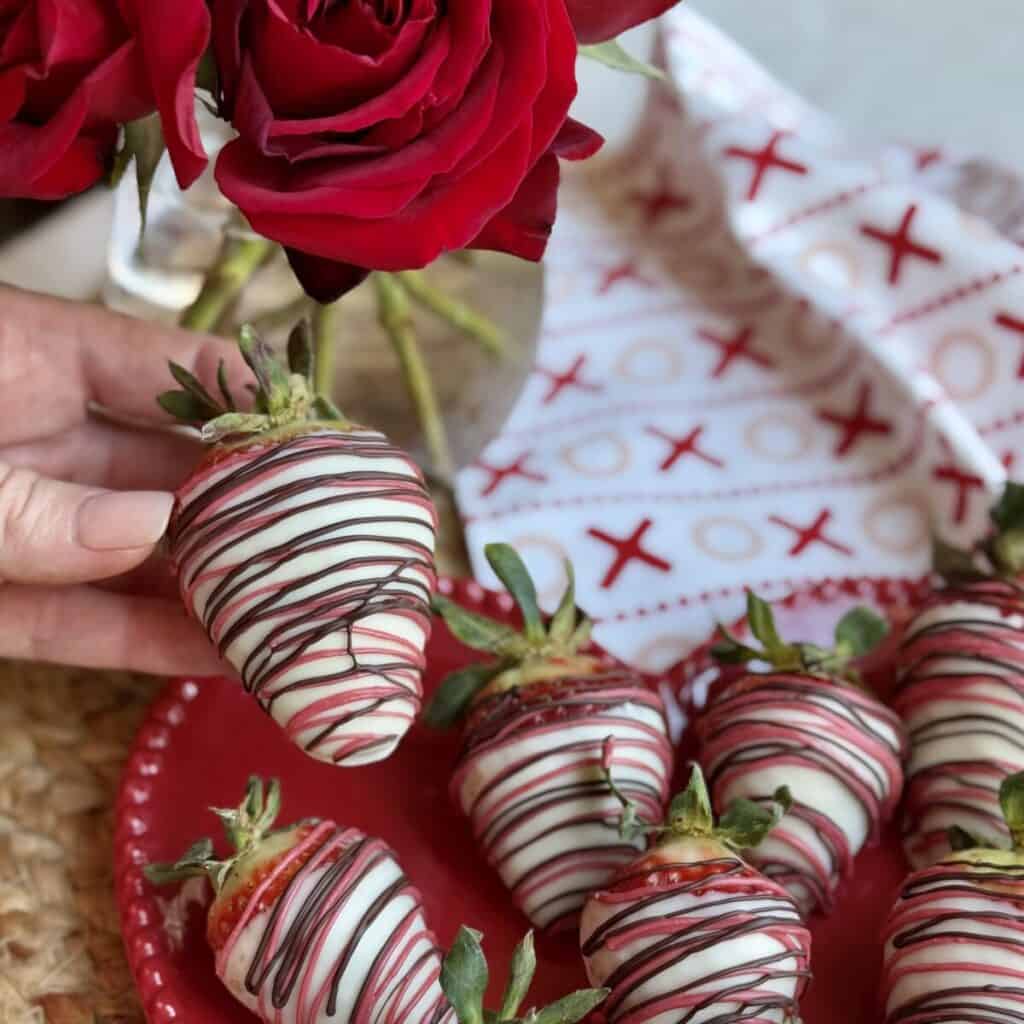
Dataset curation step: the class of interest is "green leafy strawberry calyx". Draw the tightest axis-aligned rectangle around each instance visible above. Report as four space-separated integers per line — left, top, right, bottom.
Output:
426 544 599 728
934 481 1024 583
711 590 889 684
158 321 355 445
144 776 291 894
947 771 1024 863
603 751 791 853
440 926 608 1024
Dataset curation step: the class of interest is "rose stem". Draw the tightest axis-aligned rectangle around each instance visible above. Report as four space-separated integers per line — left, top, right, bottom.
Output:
395 270 506 359
311 301 340 399
179 233 275 333
373 272 454 479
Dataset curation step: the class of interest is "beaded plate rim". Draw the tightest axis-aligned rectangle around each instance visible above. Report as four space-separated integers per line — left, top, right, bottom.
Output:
113 572 930 1022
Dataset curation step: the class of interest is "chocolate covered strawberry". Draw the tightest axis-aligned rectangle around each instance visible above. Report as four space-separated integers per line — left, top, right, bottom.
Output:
145 777 455 1023
701 591 906 914
882 771 1024 1023
898 484 1024 867
428 544 673 933
581 764 810 1023
160 323 437 767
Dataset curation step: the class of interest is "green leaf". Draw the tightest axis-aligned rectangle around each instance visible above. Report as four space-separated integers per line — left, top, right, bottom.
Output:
834 607 889 658
111 113 166 234
200 411 273 443
948 825 989 852
144 837 216 886
239 325 291 416
569 617 593 652
433 594 525 656
745 591 785 655
529 988 610 1024
992 528 1024 577
710 624 762 666
717 786 792 851
991 482 1024 532
579 39 666 81
287 319 315 387
667 765 714 836
548 561 579 646
157 390 210 424
932 535 986 582
485 544 545 645
1000 771 1024 849
217 360 237 411
168 361 224 419
441 927 488 1024
424 664 503 729
499 931 537 1019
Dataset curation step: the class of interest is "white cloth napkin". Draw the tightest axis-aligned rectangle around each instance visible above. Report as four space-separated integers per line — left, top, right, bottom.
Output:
455 8 1024 672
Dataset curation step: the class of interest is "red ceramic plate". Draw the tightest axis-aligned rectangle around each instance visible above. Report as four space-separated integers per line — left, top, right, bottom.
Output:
115 574 931 1024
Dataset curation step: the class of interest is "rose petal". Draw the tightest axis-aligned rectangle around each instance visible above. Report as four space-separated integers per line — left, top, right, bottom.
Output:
123 0 210 188
284 249 370 304
564 0 680 44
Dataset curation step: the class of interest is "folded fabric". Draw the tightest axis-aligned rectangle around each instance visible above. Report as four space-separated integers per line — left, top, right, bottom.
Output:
455 8 1024 672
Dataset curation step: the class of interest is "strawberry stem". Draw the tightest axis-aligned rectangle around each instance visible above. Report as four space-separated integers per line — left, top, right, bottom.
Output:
157 321 356 443
711 590 888 683
1002 771 1024 851
440 926 608 1024
427 546 598 727
144 777 285 894
604 757 792 854
936 481 1024 582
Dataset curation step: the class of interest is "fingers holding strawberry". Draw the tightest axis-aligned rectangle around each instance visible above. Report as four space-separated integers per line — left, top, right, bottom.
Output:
162 323 437 767
428 544 673 933
700 591 905 914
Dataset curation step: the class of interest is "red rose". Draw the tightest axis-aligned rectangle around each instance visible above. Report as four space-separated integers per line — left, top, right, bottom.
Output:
563 0 681 44
211 1 623 302
0 0 209 200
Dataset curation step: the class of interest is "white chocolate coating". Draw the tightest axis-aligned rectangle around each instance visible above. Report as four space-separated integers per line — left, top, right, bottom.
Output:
882 855 1024 1022
581 837 811 1024
452 673 672 932
170 430 437 767
897 583 1024 867
217 822 454 1024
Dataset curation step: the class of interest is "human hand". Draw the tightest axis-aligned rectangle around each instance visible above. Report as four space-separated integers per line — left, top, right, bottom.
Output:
0 286 248 676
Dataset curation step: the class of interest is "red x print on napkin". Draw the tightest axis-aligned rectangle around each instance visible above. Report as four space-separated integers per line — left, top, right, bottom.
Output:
860 204 943 285
587 518 673 589
932 462 986 524
816 381 893 457
994 312 1024 378
535 354 603 405
723 130 809 201
768 509 853 557
696 325 774 379
645 425 724 472
475 451 547 499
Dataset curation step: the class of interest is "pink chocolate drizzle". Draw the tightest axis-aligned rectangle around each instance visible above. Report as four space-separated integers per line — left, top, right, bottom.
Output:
698 671 906 913
169 430 437 766
452 672 672 932
882 856 1024 1022
896 580 1024 865
218 821 454 1023
582 855 811 1022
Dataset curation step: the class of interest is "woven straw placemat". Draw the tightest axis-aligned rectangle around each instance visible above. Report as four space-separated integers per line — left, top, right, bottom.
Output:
0 497 468 1023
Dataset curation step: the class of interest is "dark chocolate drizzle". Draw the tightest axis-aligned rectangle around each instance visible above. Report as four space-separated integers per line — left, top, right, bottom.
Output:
169 430 437 766
452 671 673 932
233 823 453 1022
884 857 1024 1022
582 855 811 1023
697 670 906 912
896 580 1024 864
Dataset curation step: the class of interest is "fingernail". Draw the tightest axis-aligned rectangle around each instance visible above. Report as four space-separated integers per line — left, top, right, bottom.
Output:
78 491 175 552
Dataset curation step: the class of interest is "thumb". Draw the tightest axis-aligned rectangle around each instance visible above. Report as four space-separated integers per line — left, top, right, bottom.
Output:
0 463 174 585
